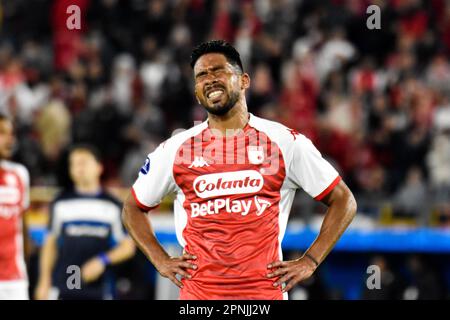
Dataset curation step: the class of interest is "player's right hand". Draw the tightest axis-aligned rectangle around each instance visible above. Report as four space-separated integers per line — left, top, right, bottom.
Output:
155 252 198 288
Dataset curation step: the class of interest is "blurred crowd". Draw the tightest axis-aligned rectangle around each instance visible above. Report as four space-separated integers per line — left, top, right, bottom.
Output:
1 0 450 226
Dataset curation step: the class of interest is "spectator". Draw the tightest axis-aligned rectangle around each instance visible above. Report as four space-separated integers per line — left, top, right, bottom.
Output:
392 167 428 224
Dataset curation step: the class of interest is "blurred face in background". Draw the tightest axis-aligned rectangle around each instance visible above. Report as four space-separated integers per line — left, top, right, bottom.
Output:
0 119 15 160
69 149 103 188
194 53 248 116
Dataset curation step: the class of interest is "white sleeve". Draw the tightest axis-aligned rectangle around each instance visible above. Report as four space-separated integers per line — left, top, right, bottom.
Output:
131 144 175 211
288 134 341 200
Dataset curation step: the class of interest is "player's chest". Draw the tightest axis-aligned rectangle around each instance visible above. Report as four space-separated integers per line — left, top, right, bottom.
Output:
172 136 286 200
0 170 24 219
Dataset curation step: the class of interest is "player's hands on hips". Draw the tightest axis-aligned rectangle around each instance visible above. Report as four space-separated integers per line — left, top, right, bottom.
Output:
266 256 317 293
155 252 198 288
81 257 106 283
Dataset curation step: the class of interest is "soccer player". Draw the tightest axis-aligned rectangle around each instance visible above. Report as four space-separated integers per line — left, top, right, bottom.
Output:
122 40 357 300
35 145 135 300
0 114 30 300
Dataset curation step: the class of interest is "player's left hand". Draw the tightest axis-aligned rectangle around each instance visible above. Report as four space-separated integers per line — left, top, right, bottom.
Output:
266 256 317 293
81 257 106 283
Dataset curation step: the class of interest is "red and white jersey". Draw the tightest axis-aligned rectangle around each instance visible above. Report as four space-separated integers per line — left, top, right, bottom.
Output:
132 114 341 300
0 160 29 281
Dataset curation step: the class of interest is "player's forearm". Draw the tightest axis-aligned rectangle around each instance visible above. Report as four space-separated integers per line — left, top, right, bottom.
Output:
305 182 357 265
122 194 170 267
104 237 136 265
38 234 57 284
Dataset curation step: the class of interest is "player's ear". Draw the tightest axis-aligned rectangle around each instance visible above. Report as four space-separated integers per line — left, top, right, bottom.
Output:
194 89 201 104
241 73 250 90
98 162 104 176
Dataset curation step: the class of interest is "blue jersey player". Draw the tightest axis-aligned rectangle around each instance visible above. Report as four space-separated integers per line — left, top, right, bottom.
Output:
35 145 135 300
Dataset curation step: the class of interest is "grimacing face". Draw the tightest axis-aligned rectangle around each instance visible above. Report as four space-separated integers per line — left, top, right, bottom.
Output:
69 150 103 187
0 119 15 159
194 53 249 116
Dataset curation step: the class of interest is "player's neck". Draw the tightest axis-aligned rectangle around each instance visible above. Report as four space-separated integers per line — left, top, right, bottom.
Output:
207 101 249 136
75 182 101 195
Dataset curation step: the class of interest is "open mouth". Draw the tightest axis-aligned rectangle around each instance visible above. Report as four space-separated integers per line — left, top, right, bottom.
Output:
206 87 225 101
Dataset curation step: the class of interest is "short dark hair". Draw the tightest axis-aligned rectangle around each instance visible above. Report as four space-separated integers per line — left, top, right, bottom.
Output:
69 144 102 164
190 40 244 73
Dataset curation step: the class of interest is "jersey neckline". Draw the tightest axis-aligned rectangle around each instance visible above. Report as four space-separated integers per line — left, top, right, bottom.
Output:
203 112 255 138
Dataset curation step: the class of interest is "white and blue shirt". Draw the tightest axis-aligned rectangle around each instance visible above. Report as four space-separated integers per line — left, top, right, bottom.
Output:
48 189 125 299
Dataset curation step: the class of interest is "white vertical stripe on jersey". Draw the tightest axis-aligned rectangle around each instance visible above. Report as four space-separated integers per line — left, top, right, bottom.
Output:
173 188 188 248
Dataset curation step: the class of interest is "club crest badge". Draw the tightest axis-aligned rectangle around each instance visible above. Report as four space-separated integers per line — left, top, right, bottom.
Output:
247 146 264 165
140 157 151 175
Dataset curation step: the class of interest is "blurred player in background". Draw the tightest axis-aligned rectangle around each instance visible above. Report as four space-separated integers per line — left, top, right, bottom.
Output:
122 40 357 300
35 145 135 300
0 114 30 300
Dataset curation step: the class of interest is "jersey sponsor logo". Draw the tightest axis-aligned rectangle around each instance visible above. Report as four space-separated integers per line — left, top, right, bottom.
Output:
0 186 21 205
193 170 264 199
247 146 264 164
140 157 151 175
190 195 272 217
188 156 210 168
254 196 272 215
65 224 109 238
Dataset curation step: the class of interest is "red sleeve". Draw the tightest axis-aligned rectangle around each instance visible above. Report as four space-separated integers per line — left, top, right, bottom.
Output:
314 176 342 201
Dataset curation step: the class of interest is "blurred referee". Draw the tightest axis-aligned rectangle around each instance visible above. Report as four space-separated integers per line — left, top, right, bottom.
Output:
34 145 135 300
